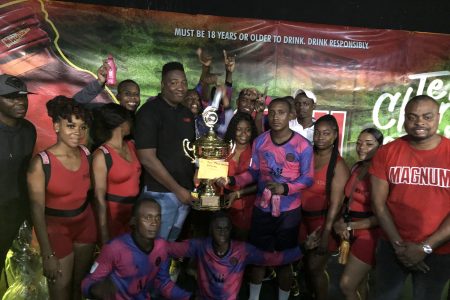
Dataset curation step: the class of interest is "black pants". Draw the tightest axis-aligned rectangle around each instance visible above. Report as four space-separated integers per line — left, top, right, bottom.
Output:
0 203 27 272
375 239 450 300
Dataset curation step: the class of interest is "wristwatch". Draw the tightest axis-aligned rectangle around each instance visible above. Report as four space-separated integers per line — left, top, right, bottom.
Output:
422 243 433 254
346 223 352 231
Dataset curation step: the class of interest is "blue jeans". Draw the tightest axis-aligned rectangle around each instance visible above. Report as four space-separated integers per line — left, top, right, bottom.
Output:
375 239 450 300
140 187 190 242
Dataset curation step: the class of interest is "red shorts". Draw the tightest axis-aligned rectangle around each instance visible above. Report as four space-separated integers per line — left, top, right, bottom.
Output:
350 228 380 266
46 205 97 258
107 202 133 238
299 215 338 252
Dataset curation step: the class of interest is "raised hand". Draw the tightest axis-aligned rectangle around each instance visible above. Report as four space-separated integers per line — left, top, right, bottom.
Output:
97 60 110 85
223 50 236 73
197 48 212 67
255 86 268 113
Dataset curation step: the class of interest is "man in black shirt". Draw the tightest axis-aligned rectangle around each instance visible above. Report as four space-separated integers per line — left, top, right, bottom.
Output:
135 62 195 241
0 74 36 272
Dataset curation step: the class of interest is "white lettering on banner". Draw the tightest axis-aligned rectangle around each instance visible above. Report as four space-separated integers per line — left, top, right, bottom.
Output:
329 39 369 49
307 38 328 46
389 167 450 188
174 28 195 37
216 31 237 40
373 71 450 137
284 36 305 45
249 34 271 43
172 27 370 49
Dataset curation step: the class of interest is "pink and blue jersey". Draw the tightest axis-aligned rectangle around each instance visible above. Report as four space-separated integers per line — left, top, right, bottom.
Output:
234 130 314 213
169 238 301 300
82 234 191 300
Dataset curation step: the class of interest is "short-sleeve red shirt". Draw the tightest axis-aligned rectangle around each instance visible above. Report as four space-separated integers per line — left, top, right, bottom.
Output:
369 136 450 254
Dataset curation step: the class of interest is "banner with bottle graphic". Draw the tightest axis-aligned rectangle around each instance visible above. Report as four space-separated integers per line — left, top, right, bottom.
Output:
1 0 449 161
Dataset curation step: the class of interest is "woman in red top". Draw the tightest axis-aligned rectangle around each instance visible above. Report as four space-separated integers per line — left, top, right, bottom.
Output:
223 112 258 241
300 114 349 300
91 103 141 245
28 96 96 299
334 128 383 300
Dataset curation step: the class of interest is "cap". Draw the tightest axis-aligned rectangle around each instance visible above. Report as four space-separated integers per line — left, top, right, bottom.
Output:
293 88 317 103
0 74 30 96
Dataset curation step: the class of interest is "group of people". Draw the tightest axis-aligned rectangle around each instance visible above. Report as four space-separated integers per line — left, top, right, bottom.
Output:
0 48 449 300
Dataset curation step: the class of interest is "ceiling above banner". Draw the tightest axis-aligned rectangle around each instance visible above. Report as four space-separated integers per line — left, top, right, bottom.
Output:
62 0 450 34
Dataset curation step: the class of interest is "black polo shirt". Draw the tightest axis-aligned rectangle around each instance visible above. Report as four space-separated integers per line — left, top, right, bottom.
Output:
0 119 36 207
135 95 195 192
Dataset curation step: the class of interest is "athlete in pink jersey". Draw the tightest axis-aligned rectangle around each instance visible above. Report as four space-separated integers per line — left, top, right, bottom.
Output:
168 211 301 300
370 95 450 300
82 198 192 300
217 97 314 300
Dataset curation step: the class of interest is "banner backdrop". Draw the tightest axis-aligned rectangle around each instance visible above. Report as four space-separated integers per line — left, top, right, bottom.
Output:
1 0 449 162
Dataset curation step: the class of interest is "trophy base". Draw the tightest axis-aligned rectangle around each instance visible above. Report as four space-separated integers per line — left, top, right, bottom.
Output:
192 195 226 211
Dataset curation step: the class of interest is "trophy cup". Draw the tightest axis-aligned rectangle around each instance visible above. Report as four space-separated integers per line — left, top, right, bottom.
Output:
3 221 48 299
183 90 234 210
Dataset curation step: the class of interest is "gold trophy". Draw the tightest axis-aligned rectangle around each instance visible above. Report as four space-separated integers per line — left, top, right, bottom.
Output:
183 90 234 210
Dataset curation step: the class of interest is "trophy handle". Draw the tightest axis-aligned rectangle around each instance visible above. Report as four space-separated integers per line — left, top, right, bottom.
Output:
182 139 196 163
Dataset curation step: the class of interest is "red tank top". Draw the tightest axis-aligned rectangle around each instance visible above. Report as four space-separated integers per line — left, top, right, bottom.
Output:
302 155 342 212
226 144 255 210
45 147 90 210
344 165 371 213
102 141 141 198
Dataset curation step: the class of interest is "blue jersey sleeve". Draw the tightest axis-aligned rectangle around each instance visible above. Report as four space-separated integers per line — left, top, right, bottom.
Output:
154 256 192 300
81 243 116 298
168 239 200 259
286 143 314 194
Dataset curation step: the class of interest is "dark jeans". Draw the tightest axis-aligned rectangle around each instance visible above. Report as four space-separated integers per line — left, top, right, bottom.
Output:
375 239 450 300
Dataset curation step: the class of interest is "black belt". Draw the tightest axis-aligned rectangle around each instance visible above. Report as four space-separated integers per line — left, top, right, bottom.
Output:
302 208 328 217
45 200 89 217
106 193 136 204
348 210 373 218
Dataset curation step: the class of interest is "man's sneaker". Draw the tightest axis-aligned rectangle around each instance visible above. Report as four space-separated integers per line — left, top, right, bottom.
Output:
262 267 277 281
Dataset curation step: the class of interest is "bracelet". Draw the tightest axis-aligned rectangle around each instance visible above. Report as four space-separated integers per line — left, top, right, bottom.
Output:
42 252 56 260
